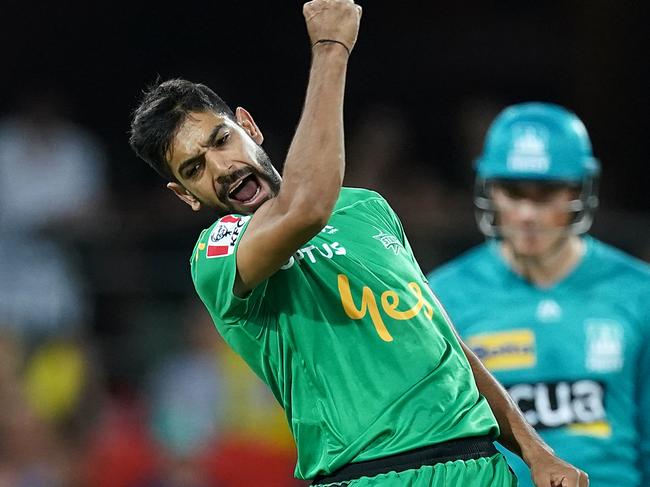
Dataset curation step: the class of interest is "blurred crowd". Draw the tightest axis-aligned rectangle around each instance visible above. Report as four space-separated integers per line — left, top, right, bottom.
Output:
0 91 648 487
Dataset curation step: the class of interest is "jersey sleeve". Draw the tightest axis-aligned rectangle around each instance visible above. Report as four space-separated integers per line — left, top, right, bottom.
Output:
190 214 268 329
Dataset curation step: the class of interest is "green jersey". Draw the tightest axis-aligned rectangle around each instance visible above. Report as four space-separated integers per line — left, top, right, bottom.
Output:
190 188 498 480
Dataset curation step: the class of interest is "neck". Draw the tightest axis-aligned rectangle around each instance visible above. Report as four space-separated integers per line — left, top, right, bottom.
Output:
500 235 585 288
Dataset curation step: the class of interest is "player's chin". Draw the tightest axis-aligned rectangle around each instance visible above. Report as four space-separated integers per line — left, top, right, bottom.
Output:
506 233 543 255
514 236 561 257
514 245 542 258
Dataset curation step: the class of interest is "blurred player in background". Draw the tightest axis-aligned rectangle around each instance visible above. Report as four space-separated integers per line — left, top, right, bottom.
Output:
129 1 588 485
427 102 650 487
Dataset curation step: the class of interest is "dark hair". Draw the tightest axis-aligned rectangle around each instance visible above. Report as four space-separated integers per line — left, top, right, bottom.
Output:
129 78 235 180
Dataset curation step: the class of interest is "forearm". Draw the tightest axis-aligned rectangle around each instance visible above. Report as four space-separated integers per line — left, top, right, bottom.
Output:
276 43 349 222
230 2 361 295
462 341 554 466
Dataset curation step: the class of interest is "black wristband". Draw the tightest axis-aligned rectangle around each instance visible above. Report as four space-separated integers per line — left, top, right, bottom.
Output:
312 39 351 56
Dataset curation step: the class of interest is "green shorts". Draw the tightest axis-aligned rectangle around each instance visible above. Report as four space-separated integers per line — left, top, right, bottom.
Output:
313 453 517 487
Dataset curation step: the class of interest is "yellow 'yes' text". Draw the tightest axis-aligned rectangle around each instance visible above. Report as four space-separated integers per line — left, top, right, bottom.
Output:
337 274 434 342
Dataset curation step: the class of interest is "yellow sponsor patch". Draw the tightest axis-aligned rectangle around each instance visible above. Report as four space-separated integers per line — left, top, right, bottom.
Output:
567 420 612 438
467 329 536 371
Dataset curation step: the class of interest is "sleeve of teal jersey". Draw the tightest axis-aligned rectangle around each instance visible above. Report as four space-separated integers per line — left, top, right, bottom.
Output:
190 214 268 327
639 305 650 483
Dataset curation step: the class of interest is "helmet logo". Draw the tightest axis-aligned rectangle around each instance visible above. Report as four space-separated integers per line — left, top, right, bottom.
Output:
507 124 550 174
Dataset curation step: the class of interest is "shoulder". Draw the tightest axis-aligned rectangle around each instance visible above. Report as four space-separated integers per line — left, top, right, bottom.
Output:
334 187 388 212
333 188 402 230
587 238 650 331
189 213 267 324
588 237 650 283
190 214 252 283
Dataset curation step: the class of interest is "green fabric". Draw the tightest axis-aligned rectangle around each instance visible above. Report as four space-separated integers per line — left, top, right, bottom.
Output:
313 453 517 486
191 188 499 480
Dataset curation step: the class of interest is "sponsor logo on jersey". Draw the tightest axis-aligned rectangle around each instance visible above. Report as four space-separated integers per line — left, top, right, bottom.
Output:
373 229 403 256
536 299 562 322
337 274 434 342
206 215 250 258
507 379 610 437
467 329 536 371
280 226 345 269
584 320 624 372
280 242 347 269
566 420 611 437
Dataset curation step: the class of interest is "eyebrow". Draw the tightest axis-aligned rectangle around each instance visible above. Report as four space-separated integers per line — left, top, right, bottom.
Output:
177 122 228 178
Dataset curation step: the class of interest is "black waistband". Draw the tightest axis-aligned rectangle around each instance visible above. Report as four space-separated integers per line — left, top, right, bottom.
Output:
312 435 497 485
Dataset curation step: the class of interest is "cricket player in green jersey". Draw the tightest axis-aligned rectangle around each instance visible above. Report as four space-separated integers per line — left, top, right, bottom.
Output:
428 102 650 487
129 1 587 485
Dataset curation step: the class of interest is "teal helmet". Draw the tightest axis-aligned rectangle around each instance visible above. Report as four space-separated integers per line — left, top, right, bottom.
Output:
474 102 601 237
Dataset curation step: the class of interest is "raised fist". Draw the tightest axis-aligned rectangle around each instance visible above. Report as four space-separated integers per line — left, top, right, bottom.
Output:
303 0 362 54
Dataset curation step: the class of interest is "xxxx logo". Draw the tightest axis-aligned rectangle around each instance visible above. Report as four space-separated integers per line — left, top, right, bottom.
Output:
337 274 434 342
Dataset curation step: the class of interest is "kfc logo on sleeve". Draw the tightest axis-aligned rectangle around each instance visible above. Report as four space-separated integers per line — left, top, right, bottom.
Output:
207 215 251 258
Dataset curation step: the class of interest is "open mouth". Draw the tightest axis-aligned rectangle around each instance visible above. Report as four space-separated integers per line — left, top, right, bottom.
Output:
228 173 261 204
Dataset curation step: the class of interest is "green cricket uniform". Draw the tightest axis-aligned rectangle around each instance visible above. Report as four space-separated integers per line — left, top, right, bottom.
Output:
191 188 509 484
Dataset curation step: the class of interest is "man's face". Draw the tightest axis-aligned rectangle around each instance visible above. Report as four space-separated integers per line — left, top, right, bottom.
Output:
166 109 281 215
492 181 578 257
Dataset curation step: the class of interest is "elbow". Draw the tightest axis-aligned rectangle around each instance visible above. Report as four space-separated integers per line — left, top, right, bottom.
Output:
301 185 340 227
281 195 337 238
293 201 335 231
278 183 340 229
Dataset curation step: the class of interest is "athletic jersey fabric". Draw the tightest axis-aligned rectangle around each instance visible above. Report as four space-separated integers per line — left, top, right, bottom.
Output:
191 188 499 480
427 237 650 487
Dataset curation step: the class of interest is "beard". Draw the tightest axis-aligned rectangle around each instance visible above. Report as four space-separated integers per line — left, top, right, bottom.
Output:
253 145 281 194
197 145 282 217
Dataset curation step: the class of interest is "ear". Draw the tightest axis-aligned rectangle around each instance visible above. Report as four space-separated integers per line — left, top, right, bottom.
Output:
167 182 202 211
235 106 264 145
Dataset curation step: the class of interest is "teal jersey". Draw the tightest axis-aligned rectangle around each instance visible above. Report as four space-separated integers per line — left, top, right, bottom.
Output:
427 237 650 487
191 188 499 480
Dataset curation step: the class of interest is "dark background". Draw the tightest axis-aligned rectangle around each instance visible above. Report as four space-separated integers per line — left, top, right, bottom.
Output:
3 1 648 207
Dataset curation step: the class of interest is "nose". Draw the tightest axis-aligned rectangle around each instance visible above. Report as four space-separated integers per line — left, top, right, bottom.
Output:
512 199 541 222
205 149 234 174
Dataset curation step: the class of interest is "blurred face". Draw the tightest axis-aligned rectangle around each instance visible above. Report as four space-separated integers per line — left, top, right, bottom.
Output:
492 181 578 257
166 109 281 215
